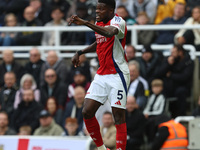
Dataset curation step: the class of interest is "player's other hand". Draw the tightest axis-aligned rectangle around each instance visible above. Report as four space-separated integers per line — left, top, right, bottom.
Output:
68 15 85 26
72 52 80 67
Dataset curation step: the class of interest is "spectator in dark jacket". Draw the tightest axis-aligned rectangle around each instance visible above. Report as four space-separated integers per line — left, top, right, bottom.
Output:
0 72 18 121
62 3 87 45
45 97 63 126
192 96 200 117
125 45 137 62
40 50 70 86
154 3 187 44
0 0 29 25
69 54 92 83
11 89 42 133
137 45 162 85
63 86 85 133
0 49 24 88
29 0 52 25
68 68 91 99
185 0 200 17
0 111 16 135
49 0 70 19
15 6 42 45
155 44 194 117
126 95 146 150
40 69 68 108
128 60 149 110
24 47 44 88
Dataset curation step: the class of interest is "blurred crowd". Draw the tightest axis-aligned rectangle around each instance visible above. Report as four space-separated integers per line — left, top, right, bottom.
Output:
0 0 200 150
0 0 200 48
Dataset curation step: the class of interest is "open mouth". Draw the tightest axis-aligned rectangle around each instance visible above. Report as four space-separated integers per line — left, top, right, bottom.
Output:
96 15 100 20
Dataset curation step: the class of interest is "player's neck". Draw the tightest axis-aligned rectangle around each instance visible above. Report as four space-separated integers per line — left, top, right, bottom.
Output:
103 14 115 24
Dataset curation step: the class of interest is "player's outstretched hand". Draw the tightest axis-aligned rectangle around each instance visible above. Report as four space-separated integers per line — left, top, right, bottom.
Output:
68 15 85 26
72 52 80 67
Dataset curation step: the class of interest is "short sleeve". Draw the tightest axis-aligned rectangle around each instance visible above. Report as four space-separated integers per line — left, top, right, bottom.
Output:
110 16 126 39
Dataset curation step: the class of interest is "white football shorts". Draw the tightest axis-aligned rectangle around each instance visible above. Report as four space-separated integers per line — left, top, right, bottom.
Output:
85 73 130 109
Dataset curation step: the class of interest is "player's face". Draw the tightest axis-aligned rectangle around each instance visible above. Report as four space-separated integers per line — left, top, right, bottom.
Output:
96 3 111 22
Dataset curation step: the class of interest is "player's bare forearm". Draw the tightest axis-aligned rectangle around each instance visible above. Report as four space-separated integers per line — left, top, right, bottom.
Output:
84 20 118 37
81 41 97 54
69 15 118 37
71 42 97 68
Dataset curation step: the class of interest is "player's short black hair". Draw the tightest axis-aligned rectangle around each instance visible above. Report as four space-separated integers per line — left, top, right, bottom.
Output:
98 0 116 9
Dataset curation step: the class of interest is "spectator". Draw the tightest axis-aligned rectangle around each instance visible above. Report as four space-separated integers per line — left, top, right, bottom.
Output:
116 5 136 25
154 0 186 24
143 79 166 143
40 50 69 86
0 111 16 135
34 109 64 136
135 12 155 45
154 2 187 44
24 47 44 88
49 0 70 19
0 49 24 88
40 69 68 107
115 0 134 19
70 54 91 83
63 86 85 133
29 0 52 25
125 45 136 62
62 3 87 45
85 16 96 45
137 45 162 85
116 5 136 44
0 72 17 120
0 13 18 46
192 96 200 117
126 96 146 150
68 68 91 99
155 44 194 117
174 6 200 51
95 100 112 127
14 73 40 109
185 0 200 17
128 60 149 110
67 0 96 20
143 79 166 118
42 7 67 46
89 57 99 81
45 97 63 126
15 6 42 46
0 0 29 25
150 115 188 150
11 89 42 133
132 0 156 23
64 117 84 136
99 111 116 150
18 125 32 135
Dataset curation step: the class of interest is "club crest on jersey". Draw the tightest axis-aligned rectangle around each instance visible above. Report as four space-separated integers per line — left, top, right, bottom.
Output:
115 16 121 22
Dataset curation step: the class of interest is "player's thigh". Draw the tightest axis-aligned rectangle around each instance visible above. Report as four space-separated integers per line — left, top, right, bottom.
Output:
85 74 108 105
108 74 130 109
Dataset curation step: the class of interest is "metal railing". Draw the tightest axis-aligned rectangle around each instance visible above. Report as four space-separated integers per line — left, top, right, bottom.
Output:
0 25 200 58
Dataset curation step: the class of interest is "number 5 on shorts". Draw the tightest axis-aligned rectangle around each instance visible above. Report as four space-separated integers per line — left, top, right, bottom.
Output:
117 90 123 100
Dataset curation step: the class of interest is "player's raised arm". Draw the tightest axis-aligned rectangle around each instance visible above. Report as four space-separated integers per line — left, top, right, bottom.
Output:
71 41 97 68
68 2 119 38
